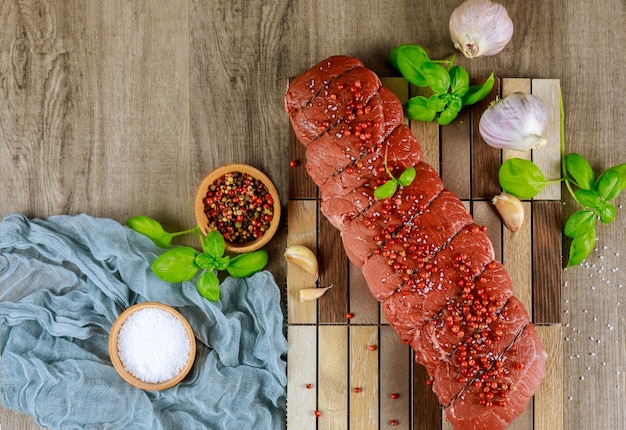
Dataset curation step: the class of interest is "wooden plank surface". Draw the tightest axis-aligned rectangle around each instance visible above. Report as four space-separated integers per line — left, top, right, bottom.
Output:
441 109 471 200
3 1 626 430
287 200 318 324
380 326 411 429
318 326 348 429
532 201 563 324
287 78 564 429
535 324 564 430
531 80 562 201
349 326 379 429
471 78 502 200
287 326 318 430
318 216 349 323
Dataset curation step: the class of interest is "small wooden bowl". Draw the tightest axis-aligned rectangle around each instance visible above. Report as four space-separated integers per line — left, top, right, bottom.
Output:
194 163 281 253
108 302 196 391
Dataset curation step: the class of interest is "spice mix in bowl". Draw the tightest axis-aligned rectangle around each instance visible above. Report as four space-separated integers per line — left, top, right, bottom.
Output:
108 302 196 391
194 163 280 253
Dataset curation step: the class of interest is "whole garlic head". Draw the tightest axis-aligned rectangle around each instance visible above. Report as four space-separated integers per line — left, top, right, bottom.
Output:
449 0 514 58
479 92 548 151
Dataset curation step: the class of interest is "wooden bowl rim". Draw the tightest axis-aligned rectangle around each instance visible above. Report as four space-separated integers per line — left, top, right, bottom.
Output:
108 302 196 391
193 163 281 253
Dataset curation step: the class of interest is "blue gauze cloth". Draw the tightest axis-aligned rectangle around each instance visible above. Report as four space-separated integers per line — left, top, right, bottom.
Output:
0 214 287 430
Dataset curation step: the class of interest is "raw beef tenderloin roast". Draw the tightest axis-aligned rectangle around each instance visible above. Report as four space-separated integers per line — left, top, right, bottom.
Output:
285 55 547 430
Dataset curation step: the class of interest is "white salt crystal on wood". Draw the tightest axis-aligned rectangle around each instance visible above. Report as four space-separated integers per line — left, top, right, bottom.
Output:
117 307 191 383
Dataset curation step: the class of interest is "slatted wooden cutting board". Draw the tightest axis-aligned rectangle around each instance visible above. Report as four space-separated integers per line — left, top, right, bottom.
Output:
286 77 563 430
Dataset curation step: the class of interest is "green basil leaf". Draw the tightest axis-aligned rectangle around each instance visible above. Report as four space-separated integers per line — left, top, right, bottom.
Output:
197 271 220 302
594 170 621 200
427 94 448 112
125 215 174 248
567 228 596 267
461 73 495 106
564 210 596 238
405 96 437 122
195 253 216 271
152 247 199 282
498 158 548 199
419 62 450 94
564 153 595 190
203 230 226 258
398 166 416 186
389 44 430 87
599 203 616 224
447 93 463 112
227 250 269 278
436 105 460 125
195 253 230 271
575 189 600 209
449 65 469 95
213 255 231 271
605 163 626 191
374 180 398 200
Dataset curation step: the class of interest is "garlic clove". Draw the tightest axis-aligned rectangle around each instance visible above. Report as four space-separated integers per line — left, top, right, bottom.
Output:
449 0 514 58
284 245 319 277
299 285 333 302
479 93 548 151
492 192 525 232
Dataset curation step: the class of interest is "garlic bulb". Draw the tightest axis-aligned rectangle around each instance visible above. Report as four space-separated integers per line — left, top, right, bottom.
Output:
449 0 514 58
492 192 524 232
479 93 548 151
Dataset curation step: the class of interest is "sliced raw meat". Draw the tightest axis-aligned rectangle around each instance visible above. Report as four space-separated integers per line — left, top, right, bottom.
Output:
427 300 527 408
387 190 473 264
341 214 403 267
285 56 364 117
361 251 406 300
320 177 378 230
305 93 384 186
378 87 405 137
421 296 529 404
414 279 525 376
360 190 473 303
288 67 381 146
381 224 494 344
322 161 442 230
443 323 547 430
312 89 412 193
320 124 422 202
350 188 468 298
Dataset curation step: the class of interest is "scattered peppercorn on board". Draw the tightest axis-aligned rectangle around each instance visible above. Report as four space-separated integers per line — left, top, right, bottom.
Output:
287 77 563 430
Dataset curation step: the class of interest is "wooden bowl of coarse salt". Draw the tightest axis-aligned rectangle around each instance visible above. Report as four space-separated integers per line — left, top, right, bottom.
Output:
108 302 196 391
193 163 281 254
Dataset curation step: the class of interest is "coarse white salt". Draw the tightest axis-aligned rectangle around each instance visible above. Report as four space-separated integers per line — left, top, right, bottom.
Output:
117 307 191 384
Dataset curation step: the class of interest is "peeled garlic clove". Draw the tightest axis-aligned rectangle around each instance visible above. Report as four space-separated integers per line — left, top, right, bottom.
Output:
492 192 525 232
300 285 333 302
449 0 514 58
479 93 548 151
285 245 319 277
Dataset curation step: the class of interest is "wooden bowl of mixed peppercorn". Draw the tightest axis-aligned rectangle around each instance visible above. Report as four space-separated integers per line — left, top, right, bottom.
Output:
194 163 281 253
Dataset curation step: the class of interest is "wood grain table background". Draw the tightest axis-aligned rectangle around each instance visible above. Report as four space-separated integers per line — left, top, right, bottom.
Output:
1 1 624 429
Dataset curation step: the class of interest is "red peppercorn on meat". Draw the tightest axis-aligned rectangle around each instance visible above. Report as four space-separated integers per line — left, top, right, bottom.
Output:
285 56 548 430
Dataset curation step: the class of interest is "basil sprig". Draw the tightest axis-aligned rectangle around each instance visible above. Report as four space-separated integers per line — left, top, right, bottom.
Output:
126 216 268 301
497 93 626 267
389 44 494 125
374 166 416 200
373 143 417 200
